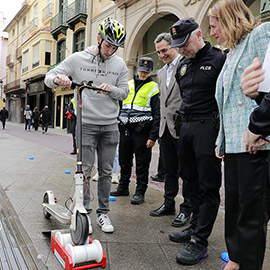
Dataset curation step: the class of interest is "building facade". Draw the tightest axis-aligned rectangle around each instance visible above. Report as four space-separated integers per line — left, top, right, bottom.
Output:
3 0 268 129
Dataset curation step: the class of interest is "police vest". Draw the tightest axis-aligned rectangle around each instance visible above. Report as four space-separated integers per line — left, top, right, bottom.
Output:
120 79 159 124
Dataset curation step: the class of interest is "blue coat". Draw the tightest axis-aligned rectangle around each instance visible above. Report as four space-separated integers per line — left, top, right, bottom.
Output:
216 23 270 155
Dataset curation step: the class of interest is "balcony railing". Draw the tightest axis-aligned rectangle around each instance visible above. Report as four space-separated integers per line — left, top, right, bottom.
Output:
16 47 22 60
42 3 53 21
30 17 38 32
50 10 68 39
66 0 87 30
4 80 24 93
6 54 14 68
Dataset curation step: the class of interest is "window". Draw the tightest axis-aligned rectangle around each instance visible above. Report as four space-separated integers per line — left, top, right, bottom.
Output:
12 29 15 36
11 44 15 62
45 41 52 65
22 50 29 73
73 28 85 53
32 43 40 68
22 34 26 44
57 39 66 63
10 70 13 87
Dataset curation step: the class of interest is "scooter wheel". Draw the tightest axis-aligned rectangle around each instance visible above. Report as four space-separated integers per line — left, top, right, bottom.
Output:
71 212 89 245
43 193 51 219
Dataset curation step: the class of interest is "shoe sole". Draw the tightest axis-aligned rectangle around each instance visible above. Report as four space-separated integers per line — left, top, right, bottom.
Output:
176 252 208 265
130 200 144 205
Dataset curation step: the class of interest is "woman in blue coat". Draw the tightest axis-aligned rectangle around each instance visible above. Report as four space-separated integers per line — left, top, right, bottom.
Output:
208 0 270 269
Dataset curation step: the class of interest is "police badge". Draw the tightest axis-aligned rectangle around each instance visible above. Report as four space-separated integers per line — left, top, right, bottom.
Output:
180 64 187 76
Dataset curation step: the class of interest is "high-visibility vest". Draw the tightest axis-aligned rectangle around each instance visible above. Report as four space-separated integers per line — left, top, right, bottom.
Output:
120 79 159 124
123 80 159 111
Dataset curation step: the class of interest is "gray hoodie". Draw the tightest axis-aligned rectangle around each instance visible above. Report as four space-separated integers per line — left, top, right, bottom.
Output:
44 45 129 125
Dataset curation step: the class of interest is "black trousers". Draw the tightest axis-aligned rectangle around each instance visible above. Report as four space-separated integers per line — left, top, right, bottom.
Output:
119 128 152 195
160 125 192 215
224 151 270 270
178 119 221 246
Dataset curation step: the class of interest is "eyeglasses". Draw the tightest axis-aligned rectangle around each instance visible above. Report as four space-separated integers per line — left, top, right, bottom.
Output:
156 48 169 55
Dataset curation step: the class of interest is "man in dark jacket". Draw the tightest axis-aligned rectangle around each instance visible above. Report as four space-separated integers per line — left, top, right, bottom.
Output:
0 107 8 129
110 57 160 204
40 105 51 134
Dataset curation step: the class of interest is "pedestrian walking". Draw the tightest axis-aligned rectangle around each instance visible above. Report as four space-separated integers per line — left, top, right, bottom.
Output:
110 57 160 205
45 18 129 234
208 1 270 269
24 105 32 131
32 107 39 131
149 32 192 228
66 98 77 155
0 107 8 129
168 17 226 265
40 106 51 134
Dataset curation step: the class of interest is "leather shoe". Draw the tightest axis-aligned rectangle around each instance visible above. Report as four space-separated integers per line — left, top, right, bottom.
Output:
169 226 194 243
150 174 164 182
130 194 144 205
70 151 76 155
176 239 208 265
172 212 191 227
150 204 175 217
110 186 129 196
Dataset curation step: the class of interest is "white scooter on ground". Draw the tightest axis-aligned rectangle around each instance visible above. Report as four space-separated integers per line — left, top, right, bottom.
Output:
42 81 108 269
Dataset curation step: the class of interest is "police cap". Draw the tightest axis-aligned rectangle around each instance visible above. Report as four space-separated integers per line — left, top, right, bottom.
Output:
137 57 154 73
170 17 199 48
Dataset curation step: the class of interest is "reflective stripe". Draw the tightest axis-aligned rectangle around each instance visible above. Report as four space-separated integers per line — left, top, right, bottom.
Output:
122 104 151 111
120 116 153 123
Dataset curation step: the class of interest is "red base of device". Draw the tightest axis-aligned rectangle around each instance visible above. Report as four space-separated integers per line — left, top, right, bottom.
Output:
51 234 106 270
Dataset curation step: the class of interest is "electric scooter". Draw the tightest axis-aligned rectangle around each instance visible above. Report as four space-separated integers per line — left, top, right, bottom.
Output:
42 80 109 246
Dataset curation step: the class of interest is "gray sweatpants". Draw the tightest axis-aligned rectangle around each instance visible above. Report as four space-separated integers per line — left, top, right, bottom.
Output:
81 123 119 214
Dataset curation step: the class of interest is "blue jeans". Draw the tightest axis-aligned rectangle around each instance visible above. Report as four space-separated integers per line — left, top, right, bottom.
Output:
82 123 119 214
25 119 31 130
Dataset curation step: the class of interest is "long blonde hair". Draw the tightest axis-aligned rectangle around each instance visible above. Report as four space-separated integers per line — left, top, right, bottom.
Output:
208 0 260 49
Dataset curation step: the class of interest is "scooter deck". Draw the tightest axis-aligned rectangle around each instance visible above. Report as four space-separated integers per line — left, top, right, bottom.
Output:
43 203 71 224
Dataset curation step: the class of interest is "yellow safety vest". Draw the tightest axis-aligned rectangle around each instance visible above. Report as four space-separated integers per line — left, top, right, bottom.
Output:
122 80 159 111
120 79 159 124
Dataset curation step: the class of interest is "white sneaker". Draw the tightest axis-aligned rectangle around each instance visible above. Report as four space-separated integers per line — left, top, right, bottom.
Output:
92 172 98 182
112 173 119 184
96 213 114 233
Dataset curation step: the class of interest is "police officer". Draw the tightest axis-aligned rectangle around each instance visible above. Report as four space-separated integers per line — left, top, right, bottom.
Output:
168 18 226 265
110 57 160 205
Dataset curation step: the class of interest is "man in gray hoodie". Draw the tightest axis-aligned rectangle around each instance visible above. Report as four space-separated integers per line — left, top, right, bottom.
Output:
44 18 129 234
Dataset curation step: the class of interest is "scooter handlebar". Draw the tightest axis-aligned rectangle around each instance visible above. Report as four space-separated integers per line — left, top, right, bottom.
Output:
54 77 110 93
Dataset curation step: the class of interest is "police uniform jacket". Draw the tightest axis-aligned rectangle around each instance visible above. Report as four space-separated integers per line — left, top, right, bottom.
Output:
119 75 160 141
215 23 270 155
175 41 226 115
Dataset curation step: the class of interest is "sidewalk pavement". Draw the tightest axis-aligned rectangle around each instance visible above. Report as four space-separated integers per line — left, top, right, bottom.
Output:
0 123 269 269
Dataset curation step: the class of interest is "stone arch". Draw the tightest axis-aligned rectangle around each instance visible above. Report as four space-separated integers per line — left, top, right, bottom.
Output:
124 1 188 77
